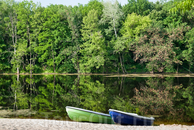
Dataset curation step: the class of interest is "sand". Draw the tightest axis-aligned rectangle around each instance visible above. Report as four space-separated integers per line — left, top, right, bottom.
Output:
0 119 193 130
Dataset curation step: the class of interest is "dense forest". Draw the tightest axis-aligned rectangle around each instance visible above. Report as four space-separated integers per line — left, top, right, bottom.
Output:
0 0 194 74
1 0 194 123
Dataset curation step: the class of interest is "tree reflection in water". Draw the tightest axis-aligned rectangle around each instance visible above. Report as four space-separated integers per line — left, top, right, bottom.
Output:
0 75 193 124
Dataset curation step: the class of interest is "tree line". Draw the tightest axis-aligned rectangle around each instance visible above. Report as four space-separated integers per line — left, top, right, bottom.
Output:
1 0 194 74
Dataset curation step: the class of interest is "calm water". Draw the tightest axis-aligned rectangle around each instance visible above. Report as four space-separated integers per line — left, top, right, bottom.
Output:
0 74 194 125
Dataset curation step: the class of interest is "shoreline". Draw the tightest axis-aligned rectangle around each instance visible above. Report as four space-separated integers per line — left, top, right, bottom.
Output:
1 73 194 77
0 118 193 130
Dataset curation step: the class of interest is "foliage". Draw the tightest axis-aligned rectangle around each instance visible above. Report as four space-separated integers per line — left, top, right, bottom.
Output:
182 82 194 120
182 28 194 66
35 5 71 73
0 0 194 73
132 23 189 72
60 5 83 73
122 0 154 16
0 75 193 122
121 13 152 41
78 76 107 112
81 0 103 17
132 78 182 116
170 0 194 14
80 9 105 73
100 0 123 38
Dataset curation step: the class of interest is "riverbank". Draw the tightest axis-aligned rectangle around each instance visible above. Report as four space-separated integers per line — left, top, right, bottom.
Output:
0 119 193 130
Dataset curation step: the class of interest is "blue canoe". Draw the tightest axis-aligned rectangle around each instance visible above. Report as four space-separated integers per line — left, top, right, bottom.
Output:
109 109 155 126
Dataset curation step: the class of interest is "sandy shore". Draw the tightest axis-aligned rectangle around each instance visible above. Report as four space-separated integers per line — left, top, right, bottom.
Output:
0 119 193 130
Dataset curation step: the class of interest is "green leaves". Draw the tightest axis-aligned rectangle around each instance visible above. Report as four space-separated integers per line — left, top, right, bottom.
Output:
182 28 194 65
121 13 152 41
170 0 194 14
80 9 105 73
122 0 153 16
35 5 72 73
81 0 103 17
1 0 194 74
81 9 99 41
182 82 194 120
79 76 107 112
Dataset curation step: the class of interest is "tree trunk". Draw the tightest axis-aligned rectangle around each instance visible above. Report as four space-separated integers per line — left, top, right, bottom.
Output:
122 54 127 73
52 49 55 73
30 75 32 110
11 16 19 75
176 64 179 74
52 75 55 104
77 55 80 73
117 62 120 74
14 89 17 111
119 77 123 96
28 27 32 74
113 18 125 74
119 53 125 74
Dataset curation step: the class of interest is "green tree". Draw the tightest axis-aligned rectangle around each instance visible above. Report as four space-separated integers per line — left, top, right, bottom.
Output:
182 28 194 71
171 0 194 13
16 0 39 74
122 0 154 16
2 0 20 73
100 0 125 73
81 0 103 17
60 5 83 73
35 5 71 73
117 13 151 73
121 13 152 41
80 9 105 73
0 1 11 72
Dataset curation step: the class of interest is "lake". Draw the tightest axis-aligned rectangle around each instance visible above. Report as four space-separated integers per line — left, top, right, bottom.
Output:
0 74 193 125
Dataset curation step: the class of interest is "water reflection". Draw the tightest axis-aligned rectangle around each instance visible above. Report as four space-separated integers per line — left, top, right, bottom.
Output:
0 75 193 125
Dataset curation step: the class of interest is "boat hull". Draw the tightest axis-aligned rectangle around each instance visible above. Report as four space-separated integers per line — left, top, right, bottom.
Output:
66 106 114 124
109 110 154 126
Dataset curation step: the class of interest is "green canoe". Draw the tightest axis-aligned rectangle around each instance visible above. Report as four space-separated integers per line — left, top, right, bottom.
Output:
66 106 114 124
